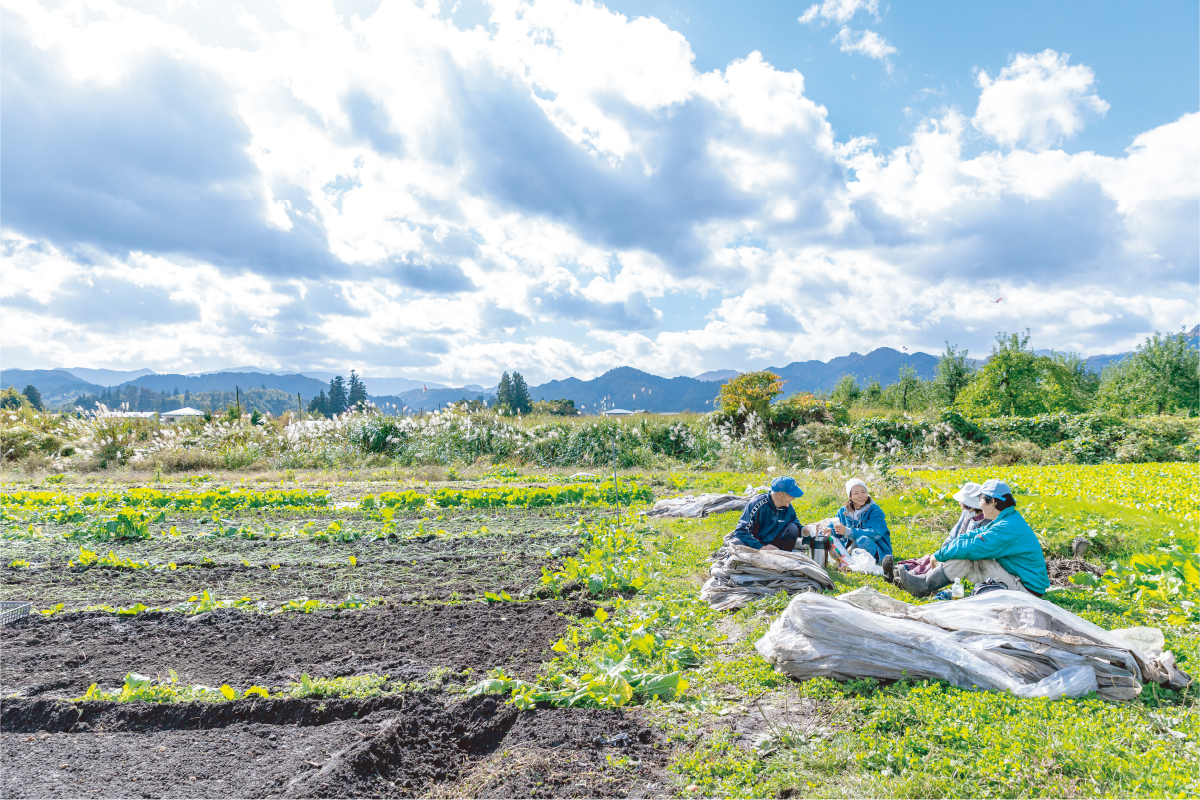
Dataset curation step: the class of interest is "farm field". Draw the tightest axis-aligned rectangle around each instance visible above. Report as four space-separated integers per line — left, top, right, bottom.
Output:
1 463 1197 798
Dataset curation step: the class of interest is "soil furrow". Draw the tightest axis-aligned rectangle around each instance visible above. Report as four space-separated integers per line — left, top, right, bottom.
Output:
1 602 593 697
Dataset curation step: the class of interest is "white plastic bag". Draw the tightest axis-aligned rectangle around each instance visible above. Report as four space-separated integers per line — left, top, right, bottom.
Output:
844 549 884 576
1110 627 1165 656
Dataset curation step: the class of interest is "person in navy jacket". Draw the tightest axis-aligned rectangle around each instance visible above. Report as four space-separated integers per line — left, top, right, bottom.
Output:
726 476 804 551
833 478 892 564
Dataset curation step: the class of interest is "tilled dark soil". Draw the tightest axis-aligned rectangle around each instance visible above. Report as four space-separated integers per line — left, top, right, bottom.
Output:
1046 558 1107 587
0 693 672 799
1 602 592 697
0 527 577 608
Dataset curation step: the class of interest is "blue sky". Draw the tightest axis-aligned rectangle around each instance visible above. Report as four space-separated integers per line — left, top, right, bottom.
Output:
2 0 1197 384
594 0 1199 156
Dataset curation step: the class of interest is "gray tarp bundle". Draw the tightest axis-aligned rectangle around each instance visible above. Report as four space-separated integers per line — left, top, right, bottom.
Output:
755 586 1191 701
644 493 752 519
700 545 834 612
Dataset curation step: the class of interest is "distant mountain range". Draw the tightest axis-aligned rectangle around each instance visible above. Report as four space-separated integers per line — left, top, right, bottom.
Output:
4 328 1195 413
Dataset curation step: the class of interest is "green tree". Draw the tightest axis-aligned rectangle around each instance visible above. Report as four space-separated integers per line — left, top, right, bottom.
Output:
307 390 329 416
715 371 783 418
510 372 533 413
347 371 368 409
1 387 28 410
934 343 974 404
882 365 926 411
327 376 348 415
495 372 514 413
533 398 577 415
1042 352 1099 413
1097 330 1200 415
861 378 884 406
830 374 861 407
955 330 1047 416
21 384 44 411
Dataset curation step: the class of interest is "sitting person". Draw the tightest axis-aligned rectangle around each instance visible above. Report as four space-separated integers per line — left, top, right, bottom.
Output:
895 479 1050 598
884 482 987 581
726 476 804 552
833 479 891 564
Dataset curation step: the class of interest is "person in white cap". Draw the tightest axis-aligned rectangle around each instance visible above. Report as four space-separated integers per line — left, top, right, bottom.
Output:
895 478 1050 598
832 478 891 564
885 481 987 582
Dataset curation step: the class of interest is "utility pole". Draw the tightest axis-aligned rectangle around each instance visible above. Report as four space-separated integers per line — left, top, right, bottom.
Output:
236 386 241 416
298 393 303 420
612 422 620 527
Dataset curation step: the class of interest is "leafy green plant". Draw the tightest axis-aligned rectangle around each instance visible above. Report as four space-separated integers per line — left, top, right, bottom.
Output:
469 591 705 710
70 507 165 541
540 518 657 596
1071 528 1200 620
77 670 271 704
288 673 389 699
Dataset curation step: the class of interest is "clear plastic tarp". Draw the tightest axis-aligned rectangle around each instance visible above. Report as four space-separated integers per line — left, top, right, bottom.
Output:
644 493 751 519
755 586 1190 701
700 545 834 612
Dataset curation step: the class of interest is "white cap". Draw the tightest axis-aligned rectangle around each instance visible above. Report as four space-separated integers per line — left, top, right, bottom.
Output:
952 481 983 508
845 478 868 497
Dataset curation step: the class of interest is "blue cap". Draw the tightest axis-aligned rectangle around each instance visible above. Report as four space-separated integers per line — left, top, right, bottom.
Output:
979 479 1012 499
771 476 804 498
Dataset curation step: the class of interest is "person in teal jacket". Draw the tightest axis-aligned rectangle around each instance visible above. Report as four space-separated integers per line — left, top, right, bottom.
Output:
895 478 1049 598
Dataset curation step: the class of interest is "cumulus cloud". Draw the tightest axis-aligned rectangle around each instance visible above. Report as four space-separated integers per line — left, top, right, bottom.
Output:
833 26 897 63
0 1 1195 383
799 0 895 65
799 0 880 25
974 50 1110 150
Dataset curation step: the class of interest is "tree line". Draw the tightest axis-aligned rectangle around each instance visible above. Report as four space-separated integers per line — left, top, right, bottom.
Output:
492 372 577 416
66 384 302 416
826 329 1198 416
307 372 369 417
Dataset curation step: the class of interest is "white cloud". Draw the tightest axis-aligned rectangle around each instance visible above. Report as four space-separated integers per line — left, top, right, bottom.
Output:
974 49 1111 150
799 0 880 26
0 1 1195 384
799 0 895 65
833 26 897 63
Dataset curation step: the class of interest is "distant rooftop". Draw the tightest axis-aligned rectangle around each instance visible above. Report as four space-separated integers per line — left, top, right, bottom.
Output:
161 407 206 419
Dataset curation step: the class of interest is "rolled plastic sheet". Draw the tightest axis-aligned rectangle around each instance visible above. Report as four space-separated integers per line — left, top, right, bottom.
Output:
755 586 1190 701
700 545 834 612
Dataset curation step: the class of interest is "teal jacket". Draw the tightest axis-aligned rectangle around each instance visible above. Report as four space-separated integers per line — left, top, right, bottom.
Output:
934 506 1049 595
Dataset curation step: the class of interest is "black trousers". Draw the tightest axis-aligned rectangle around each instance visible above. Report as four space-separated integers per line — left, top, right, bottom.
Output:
769 523 801 552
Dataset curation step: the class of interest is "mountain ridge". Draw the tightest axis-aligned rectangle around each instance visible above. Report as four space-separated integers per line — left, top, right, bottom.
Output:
5 331 1196 412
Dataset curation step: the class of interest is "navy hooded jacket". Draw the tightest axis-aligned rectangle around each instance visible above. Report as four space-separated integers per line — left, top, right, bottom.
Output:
726 492 801 550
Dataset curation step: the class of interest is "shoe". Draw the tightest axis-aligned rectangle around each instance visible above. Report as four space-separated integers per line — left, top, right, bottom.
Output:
897 564 951 598
881 555 894 583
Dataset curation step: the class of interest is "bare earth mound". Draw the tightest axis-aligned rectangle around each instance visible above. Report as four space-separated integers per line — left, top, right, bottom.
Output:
0 694 672 798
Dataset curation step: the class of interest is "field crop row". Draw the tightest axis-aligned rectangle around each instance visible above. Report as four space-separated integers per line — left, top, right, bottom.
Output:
366 481 654 510
908 462 1200 519
0 487 330 511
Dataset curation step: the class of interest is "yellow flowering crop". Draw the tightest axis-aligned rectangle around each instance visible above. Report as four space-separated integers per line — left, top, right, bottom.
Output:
909 462 1199 520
